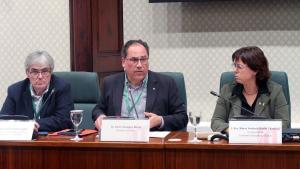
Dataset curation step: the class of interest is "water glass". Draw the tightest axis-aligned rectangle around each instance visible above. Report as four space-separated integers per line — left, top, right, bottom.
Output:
70 110 84 141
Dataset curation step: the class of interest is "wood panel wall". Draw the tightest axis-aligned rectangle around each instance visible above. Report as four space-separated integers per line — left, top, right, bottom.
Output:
69 0 123 79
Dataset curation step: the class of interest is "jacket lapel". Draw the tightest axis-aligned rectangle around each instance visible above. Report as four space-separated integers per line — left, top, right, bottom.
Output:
145 72 158 112
39 88 54 118
113 74 125 116
23 88 34 119
229 95 242 118
255 94 270 115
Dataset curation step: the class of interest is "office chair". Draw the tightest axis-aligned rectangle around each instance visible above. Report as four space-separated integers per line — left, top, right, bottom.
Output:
53 71 101 129
159 72 187 131
159 72 187 107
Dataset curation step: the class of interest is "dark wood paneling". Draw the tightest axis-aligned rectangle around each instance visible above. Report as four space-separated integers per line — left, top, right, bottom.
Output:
166 149 300 169
0 134 165 169
92 0 123 51
92 0 123 74
70 0 123 76
165 132 300 169
7 147 163 169
69 0 93 71
3 132 300 169
0 147 9 169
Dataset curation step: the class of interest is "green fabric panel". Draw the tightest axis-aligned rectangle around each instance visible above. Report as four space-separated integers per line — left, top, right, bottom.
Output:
53 72 101 129
53 72 100 103
75 103 96 129
159 72 187 107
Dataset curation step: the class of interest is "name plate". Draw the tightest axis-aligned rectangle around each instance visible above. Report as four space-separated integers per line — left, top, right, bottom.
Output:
229 119 282 144
0 120 35 140
101 118 150 142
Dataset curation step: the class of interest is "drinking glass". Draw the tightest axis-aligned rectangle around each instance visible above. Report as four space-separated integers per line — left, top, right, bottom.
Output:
188 111 201 143
70 110 84 141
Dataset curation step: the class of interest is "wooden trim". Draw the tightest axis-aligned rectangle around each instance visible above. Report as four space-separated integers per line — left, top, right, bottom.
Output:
70 0 123 75
69 0 93 71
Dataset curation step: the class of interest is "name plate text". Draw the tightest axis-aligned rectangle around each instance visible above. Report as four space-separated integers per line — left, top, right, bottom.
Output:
229 120 282 144
0 120 35 140
101 119 149 142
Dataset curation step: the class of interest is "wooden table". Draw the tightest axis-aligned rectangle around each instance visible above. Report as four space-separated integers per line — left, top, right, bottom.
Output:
0 133 165 169
1 132 300 169
165 132 300 169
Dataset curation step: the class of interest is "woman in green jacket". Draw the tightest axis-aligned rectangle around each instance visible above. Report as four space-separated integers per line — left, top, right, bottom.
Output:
211 46 290 132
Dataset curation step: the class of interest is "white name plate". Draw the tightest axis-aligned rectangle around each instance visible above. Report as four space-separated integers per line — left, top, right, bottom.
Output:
101 118 150 142
0 120 35 140
229 119 282 144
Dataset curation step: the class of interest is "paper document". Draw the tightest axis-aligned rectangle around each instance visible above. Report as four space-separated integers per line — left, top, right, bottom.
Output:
149 131 170 138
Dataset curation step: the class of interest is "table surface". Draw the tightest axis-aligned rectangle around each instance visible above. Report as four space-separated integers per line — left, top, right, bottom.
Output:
1 131 300 149
2 132 300 169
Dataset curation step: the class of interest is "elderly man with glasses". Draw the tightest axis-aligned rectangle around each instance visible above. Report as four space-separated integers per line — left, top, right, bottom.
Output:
0 51 74 132
92 39 188 131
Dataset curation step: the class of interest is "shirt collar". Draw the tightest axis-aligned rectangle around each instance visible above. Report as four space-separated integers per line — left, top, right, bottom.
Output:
124 73 148 89
29 84 49 99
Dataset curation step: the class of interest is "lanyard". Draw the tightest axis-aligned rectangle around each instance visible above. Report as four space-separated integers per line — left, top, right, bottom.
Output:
29 85 47 120
31 96 43 120
124 77 148 118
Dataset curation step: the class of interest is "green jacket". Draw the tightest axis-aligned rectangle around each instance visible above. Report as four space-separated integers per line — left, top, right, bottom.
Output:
211 80 290 132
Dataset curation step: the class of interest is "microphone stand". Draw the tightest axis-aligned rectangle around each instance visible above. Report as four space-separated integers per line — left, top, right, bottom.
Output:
210 91 266 119
128 89 139 119
34 89 55 120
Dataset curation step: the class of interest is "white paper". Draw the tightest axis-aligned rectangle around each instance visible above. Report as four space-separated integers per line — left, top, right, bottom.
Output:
229 120 282 144
0 120 35 140
149 131 170 138
101 119 150 142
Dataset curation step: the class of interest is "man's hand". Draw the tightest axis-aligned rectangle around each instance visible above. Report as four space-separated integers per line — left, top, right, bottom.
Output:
34 122 40 132
144 112 162 128
94 114 106 130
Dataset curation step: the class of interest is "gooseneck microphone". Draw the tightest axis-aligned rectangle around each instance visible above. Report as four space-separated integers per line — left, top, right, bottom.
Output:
35 88 55 119
42 88 55 107
210 90 265 119
128 89 139 119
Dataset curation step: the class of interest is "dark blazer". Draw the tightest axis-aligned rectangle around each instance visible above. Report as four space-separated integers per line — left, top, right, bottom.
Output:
92 71 188 131
0 75 74 132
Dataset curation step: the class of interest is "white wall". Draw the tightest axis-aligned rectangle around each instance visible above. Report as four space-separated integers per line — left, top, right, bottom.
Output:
123 0 300 123
0 0 70 104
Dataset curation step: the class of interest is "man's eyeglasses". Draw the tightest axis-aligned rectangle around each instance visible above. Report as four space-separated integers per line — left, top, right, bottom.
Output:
125 57 149 65
232 63 247 70
29 68 51 78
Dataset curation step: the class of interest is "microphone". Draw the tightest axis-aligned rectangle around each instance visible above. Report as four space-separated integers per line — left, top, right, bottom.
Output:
128 89 139 119
210 90 265 119
35 88 55 119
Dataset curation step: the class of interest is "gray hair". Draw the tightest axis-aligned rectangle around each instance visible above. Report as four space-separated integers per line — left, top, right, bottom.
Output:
24 51 55 71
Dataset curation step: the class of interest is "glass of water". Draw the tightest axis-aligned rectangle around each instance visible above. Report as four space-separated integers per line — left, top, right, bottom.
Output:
70 110 84 141
188 111 201 143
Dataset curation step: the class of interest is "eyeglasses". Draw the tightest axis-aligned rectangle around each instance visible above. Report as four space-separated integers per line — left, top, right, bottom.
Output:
29 68 51 78
125 57 149 65
232 63 247 70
